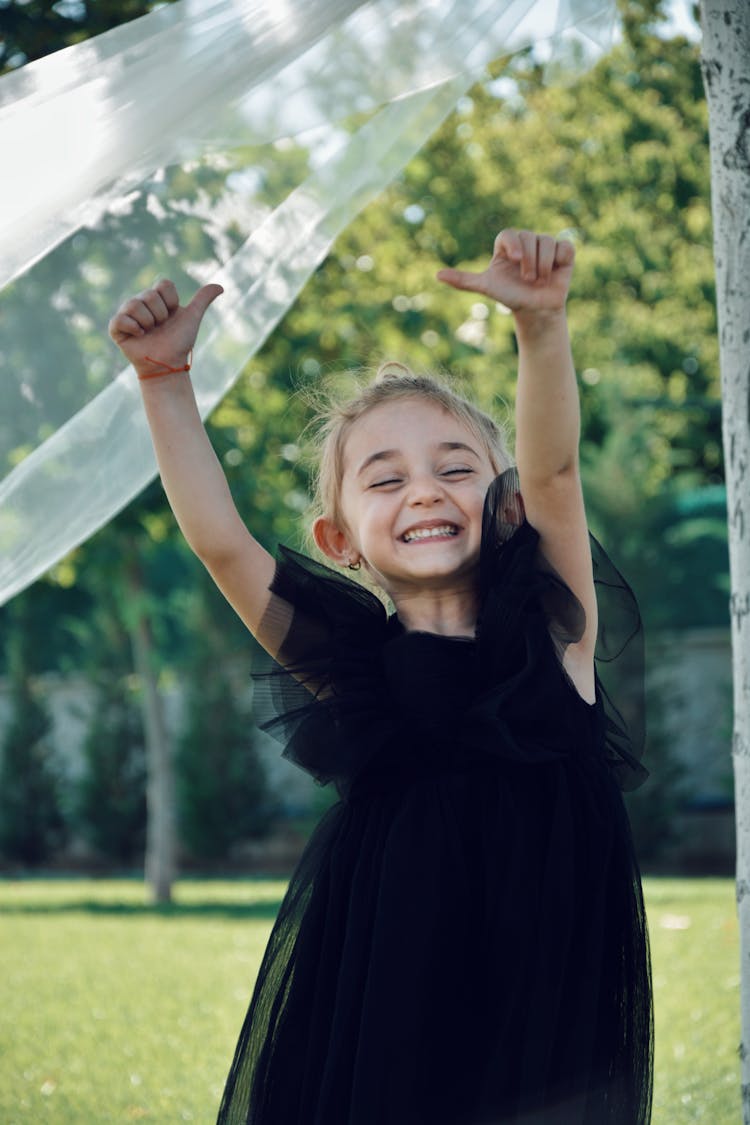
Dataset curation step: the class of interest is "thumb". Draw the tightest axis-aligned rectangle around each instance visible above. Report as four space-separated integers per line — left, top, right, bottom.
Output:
186 283 224 321
436 268 486 294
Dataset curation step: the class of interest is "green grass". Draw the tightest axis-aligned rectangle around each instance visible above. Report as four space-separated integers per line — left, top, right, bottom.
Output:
647 878 740 1122
0 876 740 1122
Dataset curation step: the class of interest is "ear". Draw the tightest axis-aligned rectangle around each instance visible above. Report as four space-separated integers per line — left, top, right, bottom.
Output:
500 489 526 527
312 516 359 568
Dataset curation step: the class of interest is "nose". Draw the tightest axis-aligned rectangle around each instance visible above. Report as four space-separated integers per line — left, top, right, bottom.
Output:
406 472 444 506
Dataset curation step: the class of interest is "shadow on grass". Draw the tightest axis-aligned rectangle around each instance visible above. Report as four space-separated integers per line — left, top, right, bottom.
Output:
0 899 285 920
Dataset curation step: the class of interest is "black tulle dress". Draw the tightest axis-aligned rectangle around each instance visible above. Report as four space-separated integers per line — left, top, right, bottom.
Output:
217 469 654 1125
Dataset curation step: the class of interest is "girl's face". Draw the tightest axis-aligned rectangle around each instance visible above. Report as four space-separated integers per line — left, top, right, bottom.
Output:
334 398 497 598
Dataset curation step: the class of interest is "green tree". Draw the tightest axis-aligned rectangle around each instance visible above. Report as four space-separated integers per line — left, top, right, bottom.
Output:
176 576 275 863
0 594 64 863
1 1 720 874
3 1 718 623
0 0 175 74
201 17 713 503
217 19 719 629
71 587 146 864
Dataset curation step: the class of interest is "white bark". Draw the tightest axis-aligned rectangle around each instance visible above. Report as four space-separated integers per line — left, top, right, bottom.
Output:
700 2 750 1118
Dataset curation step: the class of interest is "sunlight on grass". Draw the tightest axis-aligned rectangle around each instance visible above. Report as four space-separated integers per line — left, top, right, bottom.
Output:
648 878 740 1123
2 878 286 1123
0 876 740 1122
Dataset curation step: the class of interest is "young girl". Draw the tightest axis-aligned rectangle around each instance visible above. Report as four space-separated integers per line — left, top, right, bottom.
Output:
109 229 653 1124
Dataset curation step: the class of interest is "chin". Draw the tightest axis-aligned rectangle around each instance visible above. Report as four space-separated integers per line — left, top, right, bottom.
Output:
408 557 475 581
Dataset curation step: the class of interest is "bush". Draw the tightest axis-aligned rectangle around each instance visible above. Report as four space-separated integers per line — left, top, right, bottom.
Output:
177 670 275 861
74 676 147 864
0 599 65 864
624 678 689 864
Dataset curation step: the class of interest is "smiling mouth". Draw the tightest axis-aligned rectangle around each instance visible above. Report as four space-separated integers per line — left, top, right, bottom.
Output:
401 524 459 543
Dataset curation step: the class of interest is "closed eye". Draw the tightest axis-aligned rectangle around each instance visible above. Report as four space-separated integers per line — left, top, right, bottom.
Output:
369 468 473 488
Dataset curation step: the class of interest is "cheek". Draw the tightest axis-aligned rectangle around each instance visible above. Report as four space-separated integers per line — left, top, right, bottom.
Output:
360 502 391 537
340 499 388 553
358 499 400 550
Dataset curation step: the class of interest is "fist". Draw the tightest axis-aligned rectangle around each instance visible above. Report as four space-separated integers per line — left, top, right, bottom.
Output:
109 279 223 378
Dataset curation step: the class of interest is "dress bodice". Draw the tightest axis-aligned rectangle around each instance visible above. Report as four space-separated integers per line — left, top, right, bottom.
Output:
383 624 478 730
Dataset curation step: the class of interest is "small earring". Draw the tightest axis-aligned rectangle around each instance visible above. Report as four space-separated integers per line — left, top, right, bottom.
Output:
347 558 361 571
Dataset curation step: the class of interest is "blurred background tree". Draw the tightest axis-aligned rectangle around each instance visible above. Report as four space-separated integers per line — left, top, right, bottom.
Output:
175 573 277 865
0 0 720 868
0 596 65 864
70 580 147 866
0 0 169 73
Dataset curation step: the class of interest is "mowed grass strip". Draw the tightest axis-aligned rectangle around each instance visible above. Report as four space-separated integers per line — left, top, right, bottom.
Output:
2 878 284 1123
0 876 740 1123
647 877 739 1123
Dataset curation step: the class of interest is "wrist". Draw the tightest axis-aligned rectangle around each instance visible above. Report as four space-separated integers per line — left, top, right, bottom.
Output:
512 306 568 342
135 351 193 382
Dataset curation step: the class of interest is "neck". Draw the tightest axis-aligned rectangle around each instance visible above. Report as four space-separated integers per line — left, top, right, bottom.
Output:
390 583 479 638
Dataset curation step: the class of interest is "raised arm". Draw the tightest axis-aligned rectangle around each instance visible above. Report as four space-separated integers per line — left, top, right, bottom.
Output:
437 230 597 702
108 280 280 652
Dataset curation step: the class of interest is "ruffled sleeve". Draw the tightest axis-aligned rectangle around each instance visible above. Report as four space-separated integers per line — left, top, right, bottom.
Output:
478 468 649 792
251 547 393 797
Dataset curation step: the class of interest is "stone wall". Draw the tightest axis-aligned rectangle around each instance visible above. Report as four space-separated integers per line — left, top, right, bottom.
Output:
646 627 735 871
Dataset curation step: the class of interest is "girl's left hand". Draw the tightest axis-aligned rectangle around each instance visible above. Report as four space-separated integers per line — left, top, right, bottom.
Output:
436 228 574 313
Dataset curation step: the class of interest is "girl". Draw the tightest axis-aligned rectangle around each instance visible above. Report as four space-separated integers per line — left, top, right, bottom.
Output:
109 229 654 1124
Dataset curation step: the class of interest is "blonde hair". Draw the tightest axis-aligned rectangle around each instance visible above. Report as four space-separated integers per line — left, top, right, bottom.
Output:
303 362 512 536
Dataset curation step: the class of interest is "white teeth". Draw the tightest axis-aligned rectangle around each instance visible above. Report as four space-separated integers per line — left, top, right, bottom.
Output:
402 525 458 543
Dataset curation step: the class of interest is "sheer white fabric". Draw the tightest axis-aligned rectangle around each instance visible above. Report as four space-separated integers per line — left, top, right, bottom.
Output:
0 0 615 606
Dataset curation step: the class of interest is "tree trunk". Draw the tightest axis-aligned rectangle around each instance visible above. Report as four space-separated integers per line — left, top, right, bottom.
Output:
125 556 176 905
700 3 750 1118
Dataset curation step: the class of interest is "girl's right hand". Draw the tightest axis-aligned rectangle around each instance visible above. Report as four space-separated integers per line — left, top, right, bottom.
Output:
437 229 573 315
108 279 223 379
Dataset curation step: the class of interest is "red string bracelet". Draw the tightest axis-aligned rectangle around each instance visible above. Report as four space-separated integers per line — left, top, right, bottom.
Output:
137 350 193 381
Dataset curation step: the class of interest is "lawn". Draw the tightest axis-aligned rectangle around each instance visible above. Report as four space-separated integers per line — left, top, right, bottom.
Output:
0 876 740 1122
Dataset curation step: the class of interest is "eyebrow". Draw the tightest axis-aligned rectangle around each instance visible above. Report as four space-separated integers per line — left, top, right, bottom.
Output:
356 441 480 478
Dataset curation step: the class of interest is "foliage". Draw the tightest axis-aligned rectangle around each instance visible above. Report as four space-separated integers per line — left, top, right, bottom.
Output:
625 681 692 862
175 577 276 862
74 683 146 863
0 594 64 863
1 2 720 635
0 0 177 74
580 382 728 631
70 593 147 864
236 20 721 628
0 1 726 869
